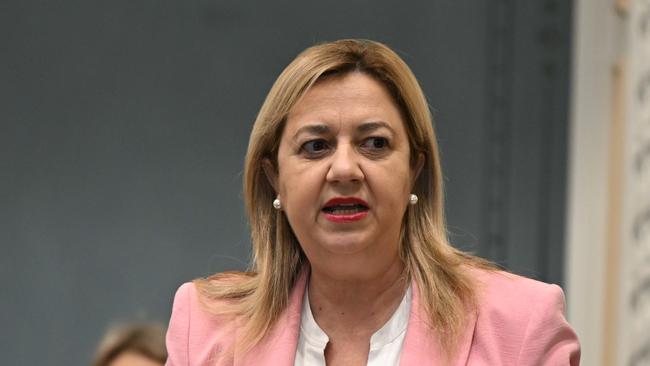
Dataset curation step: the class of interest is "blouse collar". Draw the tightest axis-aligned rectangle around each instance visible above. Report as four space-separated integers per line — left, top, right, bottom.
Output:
299 283 412 350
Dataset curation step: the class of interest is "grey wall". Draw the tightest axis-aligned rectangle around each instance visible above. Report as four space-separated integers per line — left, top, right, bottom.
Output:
1 1 572 365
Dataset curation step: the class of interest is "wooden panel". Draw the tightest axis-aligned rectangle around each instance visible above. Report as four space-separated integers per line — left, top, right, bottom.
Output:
603 60 626 366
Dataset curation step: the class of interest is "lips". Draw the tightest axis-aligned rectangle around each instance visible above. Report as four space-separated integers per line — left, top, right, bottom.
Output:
322 197 369 223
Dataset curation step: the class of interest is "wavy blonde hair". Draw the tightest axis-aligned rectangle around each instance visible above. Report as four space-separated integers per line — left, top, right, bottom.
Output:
195 39 493 356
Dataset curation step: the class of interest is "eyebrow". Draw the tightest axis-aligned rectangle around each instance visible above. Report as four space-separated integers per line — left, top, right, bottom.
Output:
356 121 396 135
291 121 395 141
292 124 331 142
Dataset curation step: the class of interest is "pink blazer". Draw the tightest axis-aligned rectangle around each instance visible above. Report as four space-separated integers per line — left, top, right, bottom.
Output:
165 269 580 365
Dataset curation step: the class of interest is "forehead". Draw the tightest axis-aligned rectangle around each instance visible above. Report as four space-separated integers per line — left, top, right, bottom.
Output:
284 72 406 134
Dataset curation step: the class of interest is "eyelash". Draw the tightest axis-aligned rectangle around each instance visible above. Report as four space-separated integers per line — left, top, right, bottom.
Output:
360 136 389 151
301 139 330 156
299 137 390 158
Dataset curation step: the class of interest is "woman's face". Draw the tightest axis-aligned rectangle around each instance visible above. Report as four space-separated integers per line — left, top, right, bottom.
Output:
270 72 421 277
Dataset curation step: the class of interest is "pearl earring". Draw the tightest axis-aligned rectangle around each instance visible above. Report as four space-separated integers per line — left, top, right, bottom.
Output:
409 194 418 205
273 197 281 210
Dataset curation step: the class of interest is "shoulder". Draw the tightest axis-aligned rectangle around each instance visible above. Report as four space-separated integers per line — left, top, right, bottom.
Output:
468 269 581 365
473 269 564 314
166 282 238 366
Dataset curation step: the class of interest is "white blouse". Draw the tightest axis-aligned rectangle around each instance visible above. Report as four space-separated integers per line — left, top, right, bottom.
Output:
294 285 412 366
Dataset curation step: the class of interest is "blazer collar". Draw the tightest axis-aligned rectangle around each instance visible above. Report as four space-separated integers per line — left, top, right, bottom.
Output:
399 282 477 366
233 270 308 366
233 269 477 365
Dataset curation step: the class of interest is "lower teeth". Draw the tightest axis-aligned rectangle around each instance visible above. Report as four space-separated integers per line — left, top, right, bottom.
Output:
330 209 363 214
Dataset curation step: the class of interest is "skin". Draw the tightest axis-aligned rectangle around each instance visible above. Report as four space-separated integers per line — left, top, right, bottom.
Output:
108 352 163 366
265 72 423 365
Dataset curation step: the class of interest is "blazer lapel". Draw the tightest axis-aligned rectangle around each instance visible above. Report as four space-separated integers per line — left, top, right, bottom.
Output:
399 280 477 366
233 271 307 366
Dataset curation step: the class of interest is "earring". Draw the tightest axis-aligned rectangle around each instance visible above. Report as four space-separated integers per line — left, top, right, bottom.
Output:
273 197 282 210
409 194 418 205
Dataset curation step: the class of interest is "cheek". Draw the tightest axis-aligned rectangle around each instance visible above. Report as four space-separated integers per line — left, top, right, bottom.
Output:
368 162 412 199
279 171 323 235
277 164 325 209
381 179 411 210
377 173 412 224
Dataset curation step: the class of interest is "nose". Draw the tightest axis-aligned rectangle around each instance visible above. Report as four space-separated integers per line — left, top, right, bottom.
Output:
326 143 364 183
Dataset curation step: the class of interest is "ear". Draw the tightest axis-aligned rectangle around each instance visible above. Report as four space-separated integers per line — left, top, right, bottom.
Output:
262 158 279 193
411 152 425 187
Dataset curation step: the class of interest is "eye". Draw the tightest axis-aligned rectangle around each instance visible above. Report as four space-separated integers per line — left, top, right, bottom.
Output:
360 136 389 151
300 139 330 157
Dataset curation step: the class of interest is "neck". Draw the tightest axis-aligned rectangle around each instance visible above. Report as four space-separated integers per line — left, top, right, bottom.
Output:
307 255 408 336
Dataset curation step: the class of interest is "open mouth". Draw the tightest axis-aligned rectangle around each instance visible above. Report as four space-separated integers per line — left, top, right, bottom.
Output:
322 197 369 222
322 203 368 215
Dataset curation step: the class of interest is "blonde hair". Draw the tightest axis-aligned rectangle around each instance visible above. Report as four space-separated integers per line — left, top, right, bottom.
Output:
92 323 167 366
195 39 493 356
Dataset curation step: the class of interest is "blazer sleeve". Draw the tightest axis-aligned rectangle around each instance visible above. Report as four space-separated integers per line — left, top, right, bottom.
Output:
515 283 581 366
165 283 192 366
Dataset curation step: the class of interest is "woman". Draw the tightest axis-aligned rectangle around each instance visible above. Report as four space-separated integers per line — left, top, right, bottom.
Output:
93 323 167 366
165 39 580 365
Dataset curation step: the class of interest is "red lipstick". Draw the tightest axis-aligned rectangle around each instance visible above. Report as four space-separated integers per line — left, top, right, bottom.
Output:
322 197 369 223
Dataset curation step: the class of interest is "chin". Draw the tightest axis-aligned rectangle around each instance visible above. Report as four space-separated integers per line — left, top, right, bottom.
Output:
320 239 369 255
329 229 376 248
